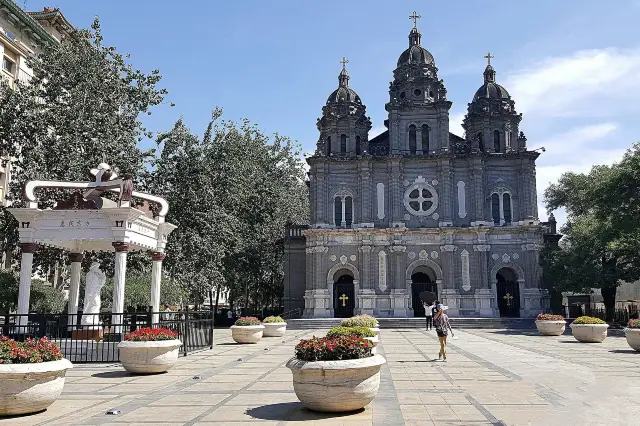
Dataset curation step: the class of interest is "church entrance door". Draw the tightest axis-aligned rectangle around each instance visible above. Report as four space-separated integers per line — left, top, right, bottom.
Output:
334 274 355 318
411 272 437 318
496 268 520 317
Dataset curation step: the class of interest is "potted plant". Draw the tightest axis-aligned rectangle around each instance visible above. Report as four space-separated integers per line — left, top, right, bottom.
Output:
118 327 182 374
327 326 378 354
624 319 640 351
262 316 287 337
231 316 264 344
286 335 386 412
569 316 609 343
0 337 73 416
535 313 567 336
341 315 380 338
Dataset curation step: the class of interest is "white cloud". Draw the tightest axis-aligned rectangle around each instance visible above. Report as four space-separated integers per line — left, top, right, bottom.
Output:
532 122 618 158
449 112 465 137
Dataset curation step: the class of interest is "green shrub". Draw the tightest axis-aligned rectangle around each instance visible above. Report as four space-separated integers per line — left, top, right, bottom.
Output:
295 336 373 361
263 316 285 323
341 315 377 328
572 316 606 325
627 319 640 329
234 316 261 326
327 326 375 338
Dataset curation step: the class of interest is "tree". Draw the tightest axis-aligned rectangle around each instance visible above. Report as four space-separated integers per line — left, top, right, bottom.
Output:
0 271 65 314
544 155 640 321
97 273 185 312
0 18 168 279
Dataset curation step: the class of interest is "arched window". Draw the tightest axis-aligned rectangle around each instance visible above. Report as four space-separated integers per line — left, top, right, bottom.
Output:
503 193 512 223
409 125 417 154
494 130 500 152
340 134 347 153
421 124 430 152
345 196 353 226
355 136 361 155
326 136 332 155
334 197 342 225
491 193 500 224
334 193 354 227
477 132 484 152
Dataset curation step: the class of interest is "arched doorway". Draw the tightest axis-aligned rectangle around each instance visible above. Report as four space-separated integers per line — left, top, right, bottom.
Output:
411 266 437 318
334 273 355 318
496 268 520 317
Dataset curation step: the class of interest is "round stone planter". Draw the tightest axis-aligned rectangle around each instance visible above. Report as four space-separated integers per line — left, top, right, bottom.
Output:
365 336 379 355
231 325 264 344
570 323 609 343
118 339 182 374
624 328 640 351
535 320 566 336
286 354 386 412
262 322 287 337
0 358 73 416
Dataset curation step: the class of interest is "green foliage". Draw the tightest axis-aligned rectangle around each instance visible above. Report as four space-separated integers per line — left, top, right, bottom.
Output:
572 316 606 325
627 319 640 329
263 316 284 323
234 316 261 326
99 274 185 312
0 269 18 313
0 337 63 364
0 271 64 314
340 315 378 328
536 313 565 321
327 326 375 338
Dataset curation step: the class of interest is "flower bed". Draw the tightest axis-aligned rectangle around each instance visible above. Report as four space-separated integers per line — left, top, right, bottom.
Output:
570 316 608 343
0 337 73 416
118 328 182 374
624 319 640 351
262 316 287 337
287 335 385 412
235 316 261 326
326 326 376 339
231 317 264 343
341 315 380 338
535 313 566 336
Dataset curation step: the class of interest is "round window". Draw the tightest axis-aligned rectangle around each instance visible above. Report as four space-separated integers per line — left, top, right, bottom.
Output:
403 183 438 216
413 89 422 97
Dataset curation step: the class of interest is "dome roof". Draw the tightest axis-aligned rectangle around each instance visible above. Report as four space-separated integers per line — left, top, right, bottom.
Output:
397 27 434 67
472 64 510 101
326 86 362 104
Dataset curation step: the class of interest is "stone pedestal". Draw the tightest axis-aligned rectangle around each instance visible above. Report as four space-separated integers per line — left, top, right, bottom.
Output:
303 289 331 318
521 288 549 318
440 289 460 317
357 289 376 316
390 289 410 317
475 288 498 317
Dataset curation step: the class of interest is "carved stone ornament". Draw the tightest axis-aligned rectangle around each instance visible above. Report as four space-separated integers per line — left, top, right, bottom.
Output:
431 251 439 259
461 249 471 291
306 246 329 254
502 253 511 263
440 244 456 252
408 251 416 259
340 255 348 265
419 250 428 259
521 244 538 251
378 251 387 292
390 245 406 253
513 253 520 260
473 244 491 252
349 255 357 262
330 255 337 261
359 245 373 253
492 253 499 260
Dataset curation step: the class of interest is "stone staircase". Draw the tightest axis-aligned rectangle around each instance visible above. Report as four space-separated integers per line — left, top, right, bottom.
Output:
286 317 535 330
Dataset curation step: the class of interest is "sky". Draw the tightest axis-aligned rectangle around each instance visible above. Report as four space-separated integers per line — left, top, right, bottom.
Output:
26 0 640 227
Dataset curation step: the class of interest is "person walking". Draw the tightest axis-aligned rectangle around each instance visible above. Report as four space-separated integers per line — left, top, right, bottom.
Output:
424 301 434 330
433 303 454 361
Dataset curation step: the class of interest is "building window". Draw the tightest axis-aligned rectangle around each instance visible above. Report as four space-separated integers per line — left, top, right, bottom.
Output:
345 196 353 226
503 193 512 223
494 130 500 152
333 191 354 227
326 136 332 155
477 132 484 152
491 193 500 224
334 197 342 224
340 134 347 153
421 124 430 152
2 57 14 74
408 125 416 154
355 136 361 155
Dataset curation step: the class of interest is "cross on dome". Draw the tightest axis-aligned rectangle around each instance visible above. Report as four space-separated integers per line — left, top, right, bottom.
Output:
409 11 421 27
484 52 494 65
340 56 349 70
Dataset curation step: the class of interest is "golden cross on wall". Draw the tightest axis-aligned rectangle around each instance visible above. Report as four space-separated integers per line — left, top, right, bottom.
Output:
340 56 349 70
484 52 494 65
339 294 349 307
503 292 513 307
409 11 421 27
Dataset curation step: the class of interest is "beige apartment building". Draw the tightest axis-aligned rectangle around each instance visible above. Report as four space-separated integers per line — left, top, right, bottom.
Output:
0 1 73 206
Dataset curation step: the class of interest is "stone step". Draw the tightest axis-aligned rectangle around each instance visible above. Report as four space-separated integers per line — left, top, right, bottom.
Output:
286 317 535 330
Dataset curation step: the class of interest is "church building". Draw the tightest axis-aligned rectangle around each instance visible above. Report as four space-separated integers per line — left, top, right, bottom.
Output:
283 13 549 319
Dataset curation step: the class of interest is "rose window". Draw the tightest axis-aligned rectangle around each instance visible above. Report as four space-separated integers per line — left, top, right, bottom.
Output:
403 183 438 216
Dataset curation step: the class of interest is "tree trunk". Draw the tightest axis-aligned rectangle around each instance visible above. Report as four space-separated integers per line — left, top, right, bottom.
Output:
214 285 220 314
601 285 617 322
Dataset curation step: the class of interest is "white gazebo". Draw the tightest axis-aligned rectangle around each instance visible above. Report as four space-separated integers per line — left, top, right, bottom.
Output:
8 163 177 334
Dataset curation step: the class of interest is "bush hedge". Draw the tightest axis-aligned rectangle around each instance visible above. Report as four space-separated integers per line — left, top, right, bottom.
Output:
536 313 565 321
572 316 606 325
327 326 376 338
263 316 285 323
341 315 377 328
234 316 261 326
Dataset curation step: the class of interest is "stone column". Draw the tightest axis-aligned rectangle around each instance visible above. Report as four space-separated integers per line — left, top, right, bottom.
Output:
67 252 84 329
16 243 38 329
150 252 166 324
440 159 454 226
111 242 130 334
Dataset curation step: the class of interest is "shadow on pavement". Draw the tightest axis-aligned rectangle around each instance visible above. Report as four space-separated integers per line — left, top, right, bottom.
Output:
246 402 364 421
91 371 131 378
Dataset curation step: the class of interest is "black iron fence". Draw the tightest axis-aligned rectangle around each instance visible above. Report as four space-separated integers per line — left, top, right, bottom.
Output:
562 305 639 324
1 309 214 363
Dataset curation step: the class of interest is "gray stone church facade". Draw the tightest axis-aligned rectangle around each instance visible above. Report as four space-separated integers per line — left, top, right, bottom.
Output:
283 18 549 318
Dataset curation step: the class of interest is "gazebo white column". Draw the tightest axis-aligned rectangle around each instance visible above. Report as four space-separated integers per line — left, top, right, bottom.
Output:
16 243 38 329
150 252 166 324
67 252 84 328
111 242 130 334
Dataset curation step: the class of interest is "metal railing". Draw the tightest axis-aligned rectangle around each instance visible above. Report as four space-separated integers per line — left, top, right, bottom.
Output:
562 305 638 324
281 308 303 320
1 309 214 363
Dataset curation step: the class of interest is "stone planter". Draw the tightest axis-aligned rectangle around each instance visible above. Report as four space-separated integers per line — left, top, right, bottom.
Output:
624 328 640 351
370 327 380 339
231 325 264 344
286 354 386 412
365 336 379 355
118 339 182 374
0 359 73 416
535 320 566 336
570 323 609 343
262 322 287 337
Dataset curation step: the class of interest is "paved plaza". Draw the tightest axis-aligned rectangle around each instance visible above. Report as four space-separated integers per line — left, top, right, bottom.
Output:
3 328 640 425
